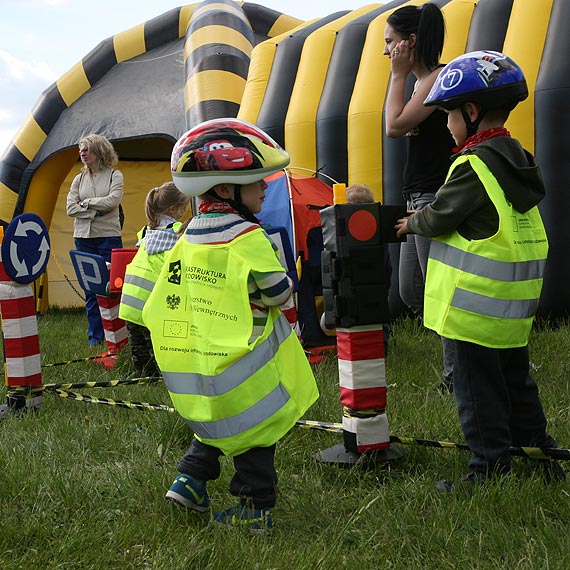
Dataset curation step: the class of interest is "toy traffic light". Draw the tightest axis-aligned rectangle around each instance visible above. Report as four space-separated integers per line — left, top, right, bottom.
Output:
320 202 405 328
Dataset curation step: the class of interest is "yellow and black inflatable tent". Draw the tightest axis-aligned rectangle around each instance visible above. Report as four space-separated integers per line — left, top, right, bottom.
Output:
0 0 569 318
0 0 304 310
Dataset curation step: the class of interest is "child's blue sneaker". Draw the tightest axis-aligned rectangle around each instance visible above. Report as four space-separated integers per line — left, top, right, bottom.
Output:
165 474 209 512
213 504 273 533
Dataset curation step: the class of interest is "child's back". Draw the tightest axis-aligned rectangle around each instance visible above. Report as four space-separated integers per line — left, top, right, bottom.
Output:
119 182 190 377
144 119 319 532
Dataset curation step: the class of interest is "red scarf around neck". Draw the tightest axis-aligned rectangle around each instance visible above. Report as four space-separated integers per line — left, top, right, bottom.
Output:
453 127 511 154
198 200 239 215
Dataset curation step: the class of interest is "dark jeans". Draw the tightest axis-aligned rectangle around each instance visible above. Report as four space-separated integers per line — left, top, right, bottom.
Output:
74 236 123 345
178 438 277 509
453 340 556 476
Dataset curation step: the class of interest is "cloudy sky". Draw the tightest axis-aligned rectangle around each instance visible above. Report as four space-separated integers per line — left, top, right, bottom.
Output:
0 0 379 156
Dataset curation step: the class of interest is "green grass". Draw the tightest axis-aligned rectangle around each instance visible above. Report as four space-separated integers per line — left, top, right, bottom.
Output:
0 309 568 569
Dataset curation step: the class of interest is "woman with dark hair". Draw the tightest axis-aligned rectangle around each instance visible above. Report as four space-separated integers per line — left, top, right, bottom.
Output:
384 3 456 393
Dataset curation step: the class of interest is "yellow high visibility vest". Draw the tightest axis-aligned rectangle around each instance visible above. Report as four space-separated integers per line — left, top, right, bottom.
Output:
142 227 318 456
119 223 182 327
424 153 548 348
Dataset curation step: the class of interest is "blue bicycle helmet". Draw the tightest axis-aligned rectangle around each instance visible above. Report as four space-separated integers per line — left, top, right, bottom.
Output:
424 50 528 111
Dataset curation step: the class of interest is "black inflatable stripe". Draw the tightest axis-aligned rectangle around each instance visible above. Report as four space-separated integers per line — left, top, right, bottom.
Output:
256 11 350 148
82 38 118 86
0 146 29 195
535 0 570 318
316 4 397 186
465 0 514 52
187 100 241 128
188 43 250 65
190 51 250 79
241 3 283 37
30 85 67 138
144 7 182 51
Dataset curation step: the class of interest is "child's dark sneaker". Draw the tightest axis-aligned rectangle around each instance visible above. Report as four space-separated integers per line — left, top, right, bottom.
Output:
213 504 273 533
435 471 483 494
165 474 209 512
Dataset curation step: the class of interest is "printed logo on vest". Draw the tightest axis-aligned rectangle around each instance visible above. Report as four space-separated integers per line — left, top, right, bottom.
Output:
162 320 188 339
168 260 182 284
166 294 181 310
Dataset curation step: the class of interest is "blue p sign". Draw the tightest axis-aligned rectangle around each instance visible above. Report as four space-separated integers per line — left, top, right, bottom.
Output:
69 250 110 296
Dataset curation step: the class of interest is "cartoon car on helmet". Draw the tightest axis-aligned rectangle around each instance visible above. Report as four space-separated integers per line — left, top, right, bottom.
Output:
171 118 290 197
194 140 253 171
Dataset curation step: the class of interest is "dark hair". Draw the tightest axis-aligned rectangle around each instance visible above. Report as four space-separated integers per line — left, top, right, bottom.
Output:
387 3 445 71
205 184 260 225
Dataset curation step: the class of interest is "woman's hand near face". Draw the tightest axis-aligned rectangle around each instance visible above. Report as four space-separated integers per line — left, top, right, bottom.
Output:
390 39 414 77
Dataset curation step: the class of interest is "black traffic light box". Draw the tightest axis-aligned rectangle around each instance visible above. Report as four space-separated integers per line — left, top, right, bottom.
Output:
320 202 406 255
320 203 406 328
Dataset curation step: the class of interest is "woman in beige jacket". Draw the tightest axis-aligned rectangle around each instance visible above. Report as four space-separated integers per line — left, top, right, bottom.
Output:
66 133 124 345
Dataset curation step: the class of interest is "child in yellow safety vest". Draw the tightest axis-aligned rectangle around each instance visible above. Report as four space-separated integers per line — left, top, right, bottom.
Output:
396 51 565 490
142 118 319 533
119 182 190 378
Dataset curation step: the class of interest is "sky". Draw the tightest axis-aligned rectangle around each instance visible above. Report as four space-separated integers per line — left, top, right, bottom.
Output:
0 0 378 156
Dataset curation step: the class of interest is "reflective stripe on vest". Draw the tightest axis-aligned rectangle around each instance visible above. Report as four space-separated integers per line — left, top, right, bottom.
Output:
120 274 154 312
164 313 291 396
119 269 155 326
185 383 291 441
120 292 146 312
124 273 155 293
429 241 543 319
451 288 539 319
429 241 546 283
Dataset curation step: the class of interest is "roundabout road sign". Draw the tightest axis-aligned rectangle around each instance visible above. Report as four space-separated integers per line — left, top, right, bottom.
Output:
1 213 51 284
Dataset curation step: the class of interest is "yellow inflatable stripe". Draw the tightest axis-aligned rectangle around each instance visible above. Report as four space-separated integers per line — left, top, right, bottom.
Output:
184 25 253 60
347 6 395 199
13 114 47 162
239 16 325 123
286 6 378 172
267 14 305 38
24 150 77 224
180 4 198 35
440 0 476 62
237 42 278 124
0 184 18 217
185 70 247 109
56 62 91 107
503 0 554 152
113 24 146 63
192 2 247 21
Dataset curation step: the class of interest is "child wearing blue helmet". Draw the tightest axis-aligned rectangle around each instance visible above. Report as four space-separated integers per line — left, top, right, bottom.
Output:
395 51 564 490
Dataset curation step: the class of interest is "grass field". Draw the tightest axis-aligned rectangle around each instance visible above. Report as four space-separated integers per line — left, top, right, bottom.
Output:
0 309 568 569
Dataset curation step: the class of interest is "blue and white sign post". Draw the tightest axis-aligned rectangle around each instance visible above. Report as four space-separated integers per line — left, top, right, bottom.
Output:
0 213 50 418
